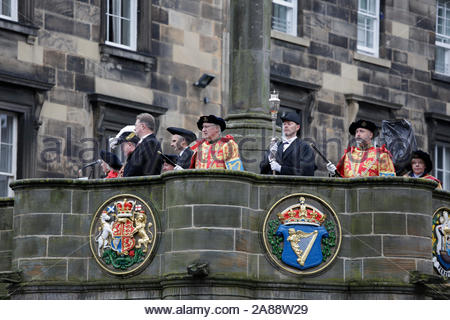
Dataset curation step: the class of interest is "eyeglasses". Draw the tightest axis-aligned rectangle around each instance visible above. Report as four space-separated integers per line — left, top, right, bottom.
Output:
202 124 217 130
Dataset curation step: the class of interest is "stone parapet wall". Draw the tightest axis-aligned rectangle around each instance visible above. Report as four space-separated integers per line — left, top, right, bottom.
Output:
0 198 13 273
5 172 449 299
0 198 14 299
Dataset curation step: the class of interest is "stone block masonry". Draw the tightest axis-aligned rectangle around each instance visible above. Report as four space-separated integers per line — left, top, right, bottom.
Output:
5 172 448 299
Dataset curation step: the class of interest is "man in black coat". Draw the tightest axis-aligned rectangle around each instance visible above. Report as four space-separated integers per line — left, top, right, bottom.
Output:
167 127 197 169
123 113 162 177
260 112 315 176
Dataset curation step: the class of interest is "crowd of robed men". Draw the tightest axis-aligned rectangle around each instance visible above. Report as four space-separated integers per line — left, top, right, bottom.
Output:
96 112 442 189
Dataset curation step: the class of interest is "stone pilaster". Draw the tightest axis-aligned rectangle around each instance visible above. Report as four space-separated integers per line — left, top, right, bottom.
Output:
226 0 273 173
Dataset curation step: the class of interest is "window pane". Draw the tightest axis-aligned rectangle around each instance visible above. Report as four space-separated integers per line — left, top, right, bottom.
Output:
436 0 450 37
366 28 374 48
359 0 367 12
368 0 376 14
436 46 450 74
121 18 130 46
0 144 12 172
437 145 443 169
358 16 375 48
272 4 289 33
2 0 12 17
111 0 120 16
0 175 8 197
1 114 12 144
357 20 366 46
108 16 121 43
437 21 443 35
122 0 131 19
445 146 450 168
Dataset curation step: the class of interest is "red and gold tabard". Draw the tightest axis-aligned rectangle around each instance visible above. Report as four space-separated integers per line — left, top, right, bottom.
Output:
191 135 243 170
403 172 443 189
422 174 442 188
336 144 396 178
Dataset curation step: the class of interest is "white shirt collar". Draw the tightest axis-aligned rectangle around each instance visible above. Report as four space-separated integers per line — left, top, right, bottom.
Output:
282 136 297 151
179 147 189 157
282 136 297 144
138 133 152 144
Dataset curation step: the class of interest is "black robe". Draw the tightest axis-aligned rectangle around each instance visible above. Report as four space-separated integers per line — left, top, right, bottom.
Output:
177 148 194 169
123 134 162 177
260 138 316 176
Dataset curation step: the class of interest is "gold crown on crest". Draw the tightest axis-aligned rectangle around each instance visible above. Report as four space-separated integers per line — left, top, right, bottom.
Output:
115 199 136 216
277 197 326 226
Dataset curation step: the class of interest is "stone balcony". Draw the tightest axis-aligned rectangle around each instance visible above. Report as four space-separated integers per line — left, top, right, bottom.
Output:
1 171 449 299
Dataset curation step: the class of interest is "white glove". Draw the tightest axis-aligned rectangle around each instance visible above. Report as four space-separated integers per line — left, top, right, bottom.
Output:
109 137 119 150
174 165 184 171
270 160 281 172
326 162 337 175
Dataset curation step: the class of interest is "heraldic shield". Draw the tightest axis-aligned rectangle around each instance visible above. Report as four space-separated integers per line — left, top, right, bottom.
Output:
432 207 450 278
89 194 158 276
263 193 342 275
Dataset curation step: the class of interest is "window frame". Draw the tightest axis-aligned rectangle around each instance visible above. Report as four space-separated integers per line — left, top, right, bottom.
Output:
434 143 450 190
435 0 450 76
0 111 18 197
272 0 298 37
0 0 18 22
357 0 380 58
105 0 138 51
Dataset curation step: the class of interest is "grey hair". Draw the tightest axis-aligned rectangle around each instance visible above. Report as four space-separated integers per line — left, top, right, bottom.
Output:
136 113 155 131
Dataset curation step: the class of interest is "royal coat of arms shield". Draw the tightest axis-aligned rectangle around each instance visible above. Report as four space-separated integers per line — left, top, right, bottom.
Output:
262 193 342 275
89 194 158 276
432 207 450 278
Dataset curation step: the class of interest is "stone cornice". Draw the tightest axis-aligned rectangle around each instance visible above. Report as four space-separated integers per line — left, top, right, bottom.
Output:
88 93 168 116
9 171 444 193
345 94 403 110
0 70 55 91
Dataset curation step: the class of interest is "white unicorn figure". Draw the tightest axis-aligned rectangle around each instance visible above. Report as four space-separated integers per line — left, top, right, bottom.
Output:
96 211 113 257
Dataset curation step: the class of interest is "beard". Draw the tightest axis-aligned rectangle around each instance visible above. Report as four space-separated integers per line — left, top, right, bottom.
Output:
355 138 371 149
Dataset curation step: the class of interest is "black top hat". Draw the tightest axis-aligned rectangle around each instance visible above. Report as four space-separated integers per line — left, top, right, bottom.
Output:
411 150 433 175
117 131 140 145
100 150 122 171
349 119 378 136
167 127 197 144
197 115 226 131
280 112 301 125
162 154 178 165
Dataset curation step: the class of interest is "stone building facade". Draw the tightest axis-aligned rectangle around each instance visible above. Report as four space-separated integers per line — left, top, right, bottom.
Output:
0 0 450 196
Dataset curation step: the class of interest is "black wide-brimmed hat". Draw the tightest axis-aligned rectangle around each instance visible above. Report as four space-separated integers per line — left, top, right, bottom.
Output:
162 154 178 165
100 150 122 171
411 150 433 175
197 115 226 131
349 119 378 136
167 127 197 144
280 112 301 125
117 131 140 145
